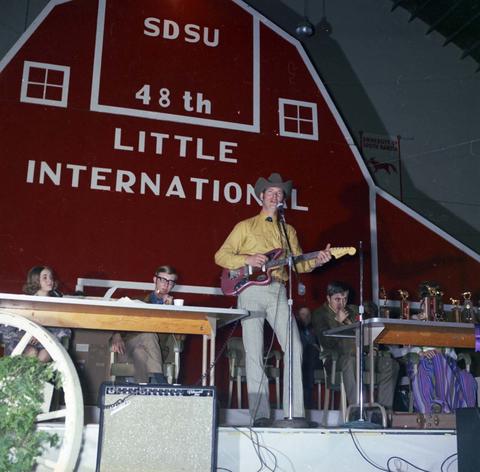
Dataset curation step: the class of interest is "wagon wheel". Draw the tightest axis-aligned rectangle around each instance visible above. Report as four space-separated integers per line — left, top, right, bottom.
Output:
0 312 83 471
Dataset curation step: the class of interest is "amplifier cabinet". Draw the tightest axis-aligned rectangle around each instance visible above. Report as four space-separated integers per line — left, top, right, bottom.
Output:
96 382 217 472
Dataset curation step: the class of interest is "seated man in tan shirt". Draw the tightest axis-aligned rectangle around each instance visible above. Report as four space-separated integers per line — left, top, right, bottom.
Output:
110 265 177 383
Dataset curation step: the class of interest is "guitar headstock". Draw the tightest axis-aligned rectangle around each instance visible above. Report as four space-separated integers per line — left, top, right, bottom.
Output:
331 246 357 259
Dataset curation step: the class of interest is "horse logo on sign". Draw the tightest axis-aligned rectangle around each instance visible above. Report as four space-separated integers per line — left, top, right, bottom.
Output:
367 158 397 174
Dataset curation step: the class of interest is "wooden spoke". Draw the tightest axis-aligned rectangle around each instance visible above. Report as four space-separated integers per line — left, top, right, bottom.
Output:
11 331 34 356
36 408 68 422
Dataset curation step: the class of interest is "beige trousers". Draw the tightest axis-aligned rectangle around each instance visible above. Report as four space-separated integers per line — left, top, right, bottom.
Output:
340 353 399 408
238 282 304 421
120 333 163 383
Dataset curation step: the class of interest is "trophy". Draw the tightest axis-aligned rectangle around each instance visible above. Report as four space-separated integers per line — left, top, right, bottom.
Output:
448 298 461 323
432 287 445 322
461 291 476 323
398 289 410 320
379 287 390 318
418 284 431 321
419 282 444 322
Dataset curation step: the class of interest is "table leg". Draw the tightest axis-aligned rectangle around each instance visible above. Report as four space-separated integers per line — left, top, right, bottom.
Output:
202 335 208 386
369 341 375 403
210 332 216 386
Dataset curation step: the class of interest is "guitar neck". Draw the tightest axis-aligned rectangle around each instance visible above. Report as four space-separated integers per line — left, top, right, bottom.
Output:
265 247 355 271
266 251 318 270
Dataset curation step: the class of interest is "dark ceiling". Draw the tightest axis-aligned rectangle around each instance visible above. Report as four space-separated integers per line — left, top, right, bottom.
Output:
391 0 480 70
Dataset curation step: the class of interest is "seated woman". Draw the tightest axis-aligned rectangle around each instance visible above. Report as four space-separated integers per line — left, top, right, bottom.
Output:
0 266 71 362
407 347 477 414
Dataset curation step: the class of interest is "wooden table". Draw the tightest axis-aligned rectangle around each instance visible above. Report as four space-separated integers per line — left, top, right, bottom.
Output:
0 293 249 385
325 317 475 349
324 317 476 408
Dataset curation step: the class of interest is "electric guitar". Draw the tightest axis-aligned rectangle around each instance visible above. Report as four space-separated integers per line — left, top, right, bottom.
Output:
220 246 356 296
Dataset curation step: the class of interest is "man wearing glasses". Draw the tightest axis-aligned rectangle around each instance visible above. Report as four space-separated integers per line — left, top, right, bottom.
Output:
148 265 178 305
110 265 178 383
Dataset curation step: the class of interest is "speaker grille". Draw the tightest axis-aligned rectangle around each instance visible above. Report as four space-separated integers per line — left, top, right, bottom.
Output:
96 383 217 472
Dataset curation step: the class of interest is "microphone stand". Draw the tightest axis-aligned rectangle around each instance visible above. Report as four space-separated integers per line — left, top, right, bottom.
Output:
274 206 310 428
343 241 380 429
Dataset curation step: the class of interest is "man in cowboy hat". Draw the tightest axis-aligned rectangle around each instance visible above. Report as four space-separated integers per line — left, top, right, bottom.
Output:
215 172 332 427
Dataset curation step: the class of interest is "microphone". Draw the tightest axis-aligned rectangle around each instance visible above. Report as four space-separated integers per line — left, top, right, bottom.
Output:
276 202 285 221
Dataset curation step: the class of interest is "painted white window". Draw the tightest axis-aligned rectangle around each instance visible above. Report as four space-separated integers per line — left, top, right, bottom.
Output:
20 61 70 108
278 98 318 141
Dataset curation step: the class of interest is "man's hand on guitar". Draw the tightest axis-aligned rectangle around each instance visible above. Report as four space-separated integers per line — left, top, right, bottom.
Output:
245 253 268 268
315 243 332 267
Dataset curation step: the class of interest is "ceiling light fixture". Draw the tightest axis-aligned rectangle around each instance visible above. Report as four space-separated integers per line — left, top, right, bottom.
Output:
296 0 314 38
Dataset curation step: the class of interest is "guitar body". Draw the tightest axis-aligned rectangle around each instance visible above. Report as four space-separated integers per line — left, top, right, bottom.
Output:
220 248 283 296
220 246 356 296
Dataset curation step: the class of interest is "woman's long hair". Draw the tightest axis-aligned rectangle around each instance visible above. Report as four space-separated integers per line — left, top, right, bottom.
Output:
23 265 57 295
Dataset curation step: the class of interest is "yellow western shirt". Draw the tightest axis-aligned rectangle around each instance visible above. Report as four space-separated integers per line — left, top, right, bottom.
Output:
214 210 316 281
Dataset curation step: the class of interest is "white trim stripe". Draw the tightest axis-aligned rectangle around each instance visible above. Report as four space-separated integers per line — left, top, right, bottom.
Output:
369 188 379 306
0 1 72 74
89 0 106 113
90 0 260 133
376 188 480 263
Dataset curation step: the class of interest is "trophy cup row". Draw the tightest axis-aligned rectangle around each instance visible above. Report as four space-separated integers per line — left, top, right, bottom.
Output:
379 284 479 323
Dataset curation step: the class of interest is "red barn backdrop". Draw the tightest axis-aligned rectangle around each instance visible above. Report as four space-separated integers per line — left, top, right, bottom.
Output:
0 0 479 395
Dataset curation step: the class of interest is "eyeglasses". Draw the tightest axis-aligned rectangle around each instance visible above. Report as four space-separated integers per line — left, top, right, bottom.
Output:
155 275 176 287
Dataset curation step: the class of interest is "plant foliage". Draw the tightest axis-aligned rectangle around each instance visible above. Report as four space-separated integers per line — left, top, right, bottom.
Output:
0 356 61 472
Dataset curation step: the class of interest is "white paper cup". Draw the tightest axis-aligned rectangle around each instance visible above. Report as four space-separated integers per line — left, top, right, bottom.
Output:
173 299 184 306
